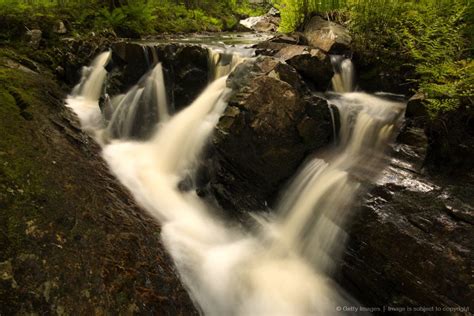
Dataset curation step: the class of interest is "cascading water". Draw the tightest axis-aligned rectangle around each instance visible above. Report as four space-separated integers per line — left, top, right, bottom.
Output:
331 55 355 93
106 63 169 140
67 45 405 315
66 51 111 133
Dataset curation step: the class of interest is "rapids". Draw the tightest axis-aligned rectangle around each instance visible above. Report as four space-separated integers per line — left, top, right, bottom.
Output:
66 44 405 315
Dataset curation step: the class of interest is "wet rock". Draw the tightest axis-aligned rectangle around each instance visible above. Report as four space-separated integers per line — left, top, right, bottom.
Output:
340 128 474 311
303 16 351 54
155 44 209 110
110 42 151 90
208 57 335 212
395 127 428 171
52 32 116 85
405 92 428 123
109 42 209 111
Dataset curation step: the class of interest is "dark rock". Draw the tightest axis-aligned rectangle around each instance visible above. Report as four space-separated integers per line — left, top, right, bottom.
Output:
109 42 209 112
208 57 335 212
338 125 473 311
52 32 116 86
351 50 414 95
277 45 334 91
155 44 209 111
405 92 428 122
395 127 428 171
425 100 474 173
303 16 351 54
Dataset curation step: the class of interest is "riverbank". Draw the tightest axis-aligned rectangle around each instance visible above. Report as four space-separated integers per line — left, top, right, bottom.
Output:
0 46 198 314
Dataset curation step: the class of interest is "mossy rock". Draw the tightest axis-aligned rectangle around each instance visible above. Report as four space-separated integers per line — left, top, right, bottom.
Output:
0 50 196 314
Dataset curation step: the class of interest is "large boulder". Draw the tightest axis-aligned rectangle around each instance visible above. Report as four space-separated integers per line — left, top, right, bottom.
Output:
254 40 334 91
275 45 334 90
303 16 352 54
206 57 335 212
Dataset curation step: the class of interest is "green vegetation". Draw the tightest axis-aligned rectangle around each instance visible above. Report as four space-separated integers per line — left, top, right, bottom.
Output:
276 0 346 33
276 0 473 117
0 0 267 37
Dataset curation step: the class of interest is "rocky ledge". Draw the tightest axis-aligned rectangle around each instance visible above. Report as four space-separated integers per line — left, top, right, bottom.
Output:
342 126 473 312
0 49 197 315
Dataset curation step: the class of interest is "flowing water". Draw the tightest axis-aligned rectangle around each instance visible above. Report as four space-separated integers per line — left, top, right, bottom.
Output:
66 43 405 315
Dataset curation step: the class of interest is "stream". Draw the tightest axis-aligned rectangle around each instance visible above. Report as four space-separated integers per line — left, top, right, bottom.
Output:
66 34 406 315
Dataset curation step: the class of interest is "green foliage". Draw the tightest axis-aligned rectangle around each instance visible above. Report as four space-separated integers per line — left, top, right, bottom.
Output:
350 0 473 116
396 2 473 115
275 0 347 32
0 0 267 37
276 0 473 116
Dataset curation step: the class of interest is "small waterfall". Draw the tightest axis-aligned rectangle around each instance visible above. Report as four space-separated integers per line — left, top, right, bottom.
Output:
208 48 246 81
68 49 406 316
73 51 111 100
66 51 111 133
331 55 355 93
274 93 405 274
106 63 169 140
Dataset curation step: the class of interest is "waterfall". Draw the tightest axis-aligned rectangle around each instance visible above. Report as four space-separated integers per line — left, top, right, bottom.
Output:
67 49 405 316
106 63 169 140
331 55 355 93
66 51 111 133
73 51 111 100
67 53 169 141
274 93 405 275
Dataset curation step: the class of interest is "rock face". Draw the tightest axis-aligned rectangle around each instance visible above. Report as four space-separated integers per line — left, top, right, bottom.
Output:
341 127 474 311
0 50 197 315
303 16 352 54
207 57 335 212
254 39 334 91
109 42 209 111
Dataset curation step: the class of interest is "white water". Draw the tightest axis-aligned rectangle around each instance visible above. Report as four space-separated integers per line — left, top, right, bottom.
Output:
331 55 355 93
67 51 405 315
106 63 169 139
